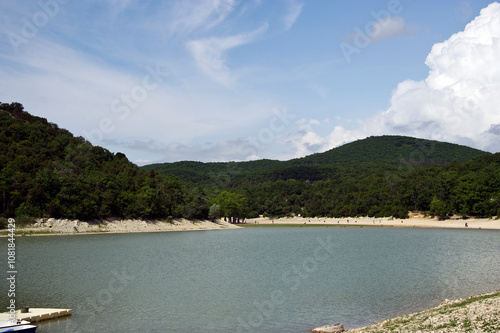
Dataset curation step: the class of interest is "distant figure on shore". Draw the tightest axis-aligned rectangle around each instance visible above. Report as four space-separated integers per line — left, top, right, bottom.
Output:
465 222 468 227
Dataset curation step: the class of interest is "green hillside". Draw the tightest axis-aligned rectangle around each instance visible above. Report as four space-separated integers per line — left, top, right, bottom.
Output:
1 101 499 225
142 159 280 188
0 102 202 224
144 135 499 219
143 135 487 186
293 135 485 165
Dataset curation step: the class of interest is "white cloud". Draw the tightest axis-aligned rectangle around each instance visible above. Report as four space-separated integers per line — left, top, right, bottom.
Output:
0 36 277 161
106 136 267 163
134 159 152 165
369 15 410 42
287 2 500 156
378 2 500 150
167 0 237 36
187 23 268 86
283 0 303 31
285 125 359 159
345 15 412 46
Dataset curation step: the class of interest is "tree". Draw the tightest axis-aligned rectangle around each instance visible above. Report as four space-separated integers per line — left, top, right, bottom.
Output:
429 196 448 220
208 203 222 222
214 191 248 223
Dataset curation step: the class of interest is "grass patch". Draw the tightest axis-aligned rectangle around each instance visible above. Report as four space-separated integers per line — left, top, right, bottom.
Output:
447 291 500 309
0 229 52 235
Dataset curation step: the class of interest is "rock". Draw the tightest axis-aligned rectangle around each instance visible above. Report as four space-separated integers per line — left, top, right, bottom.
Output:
312 323 344 332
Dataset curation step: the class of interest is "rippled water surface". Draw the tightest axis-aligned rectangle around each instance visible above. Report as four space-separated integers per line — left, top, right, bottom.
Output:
1 227 499 332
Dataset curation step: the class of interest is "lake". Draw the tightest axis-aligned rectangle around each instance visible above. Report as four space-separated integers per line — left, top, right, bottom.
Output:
2 227 500 332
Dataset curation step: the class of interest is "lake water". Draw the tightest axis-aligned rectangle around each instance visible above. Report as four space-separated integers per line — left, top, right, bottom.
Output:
2 227 500 332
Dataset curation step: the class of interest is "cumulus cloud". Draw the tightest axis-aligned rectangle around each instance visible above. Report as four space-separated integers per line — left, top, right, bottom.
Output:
378 2 500 151
289 2 500 156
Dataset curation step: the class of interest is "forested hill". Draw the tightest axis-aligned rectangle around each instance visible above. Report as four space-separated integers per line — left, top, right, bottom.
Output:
144 135 500 219
2 102 499 224
142 135 487 186
0 102 200 222
293 135 486 165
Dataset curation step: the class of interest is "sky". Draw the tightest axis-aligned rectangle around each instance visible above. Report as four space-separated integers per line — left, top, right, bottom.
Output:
1 0 499 165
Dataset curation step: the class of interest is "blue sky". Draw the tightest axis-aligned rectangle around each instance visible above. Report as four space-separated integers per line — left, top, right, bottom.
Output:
1 0 499 165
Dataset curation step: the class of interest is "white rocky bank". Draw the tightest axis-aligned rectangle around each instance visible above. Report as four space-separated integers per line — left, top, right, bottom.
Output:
345 291 500 333
24 218 239 234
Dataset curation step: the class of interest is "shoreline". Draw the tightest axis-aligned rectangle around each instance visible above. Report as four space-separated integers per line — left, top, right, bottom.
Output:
344 290 500 332
242 214 500 230
0 218 241 237
2 214 500 236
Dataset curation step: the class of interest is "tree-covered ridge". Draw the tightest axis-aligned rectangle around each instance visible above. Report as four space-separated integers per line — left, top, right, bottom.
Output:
2 102 499 225
142 135 488 187
292 135 486 165
0 102 195 222
144 135 499 219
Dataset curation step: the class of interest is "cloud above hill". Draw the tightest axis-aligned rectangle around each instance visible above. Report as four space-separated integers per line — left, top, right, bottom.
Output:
289 2 500 157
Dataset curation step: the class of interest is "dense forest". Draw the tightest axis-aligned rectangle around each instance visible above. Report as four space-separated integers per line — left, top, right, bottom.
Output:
2 102 500 227
0 102 205 225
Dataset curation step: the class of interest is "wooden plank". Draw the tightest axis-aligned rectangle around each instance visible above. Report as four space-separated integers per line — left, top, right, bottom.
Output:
0 308 72 323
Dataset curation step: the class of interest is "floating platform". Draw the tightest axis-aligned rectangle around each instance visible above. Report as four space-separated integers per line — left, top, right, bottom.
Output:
0 308 72 323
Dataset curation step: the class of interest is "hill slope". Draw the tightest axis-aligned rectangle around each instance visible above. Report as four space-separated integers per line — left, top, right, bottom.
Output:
143 135 487 185
293 135 486 165
2 101 498 223
0 102 197 223
143 135 499 219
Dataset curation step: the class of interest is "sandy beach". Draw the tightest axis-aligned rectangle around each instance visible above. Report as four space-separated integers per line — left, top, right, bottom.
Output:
3 217 240 236
244 213 500 230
